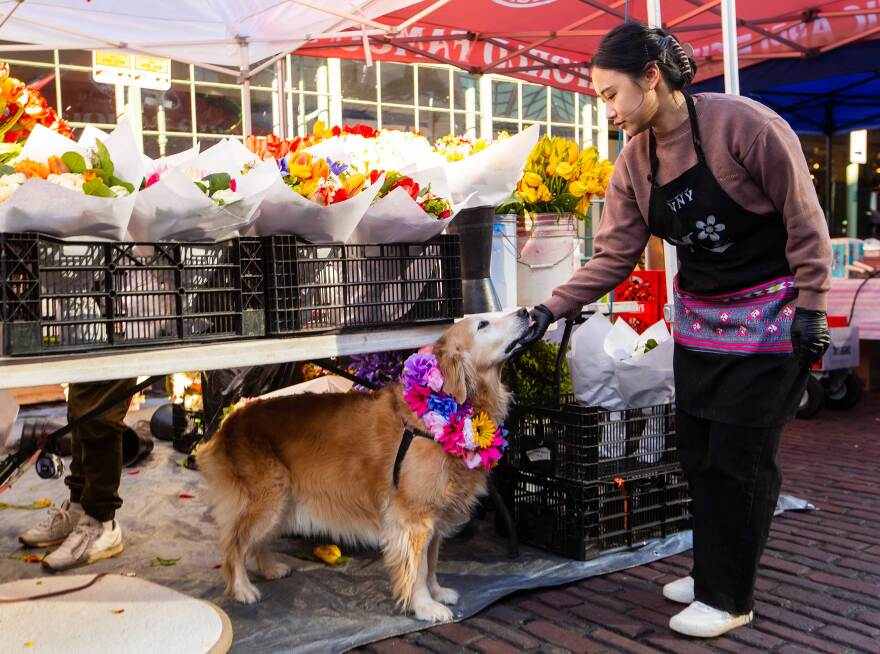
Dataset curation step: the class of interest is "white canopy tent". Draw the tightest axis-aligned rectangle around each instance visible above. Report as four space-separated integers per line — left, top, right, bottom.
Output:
0 0 433 132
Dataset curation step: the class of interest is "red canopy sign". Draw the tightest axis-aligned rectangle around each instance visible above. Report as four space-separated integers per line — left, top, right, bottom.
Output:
296 0 880 93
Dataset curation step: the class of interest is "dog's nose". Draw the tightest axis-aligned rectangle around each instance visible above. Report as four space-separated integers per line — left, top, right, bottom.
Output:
517 307 529 318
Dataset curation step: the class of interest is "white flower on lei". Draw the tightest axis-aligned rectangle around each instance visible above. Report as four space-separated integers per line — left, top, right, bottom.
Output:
696 215 725 242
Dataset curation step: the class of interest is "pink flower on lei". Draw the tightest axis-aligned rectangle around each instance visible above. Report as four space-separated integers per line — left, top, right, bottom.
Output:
403 384 431 416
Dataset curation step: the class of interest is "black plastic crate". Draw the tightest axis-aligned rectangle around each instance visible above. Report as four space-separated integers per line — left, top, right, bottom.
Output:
263 234 463 335
1 233 264 356
513 466 691 560
509 398 678 482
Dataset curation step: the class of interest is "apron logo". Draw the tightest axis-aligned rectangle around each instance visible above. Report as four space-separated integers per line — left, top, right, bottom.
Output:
666 188 694 213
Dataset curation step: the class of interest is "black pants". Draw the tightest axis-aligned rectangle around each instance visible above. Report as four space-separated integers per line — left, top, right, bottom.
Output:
64 379 137 523
676 409 785 615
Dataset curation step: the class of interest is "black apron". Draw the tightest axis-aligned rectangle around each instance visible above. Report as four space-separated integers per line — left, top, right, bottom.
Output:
647 94 809 428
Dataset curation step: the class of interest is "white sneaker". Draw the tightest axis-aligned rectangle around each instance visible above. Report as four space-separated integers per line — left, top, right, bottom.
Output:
42 514 123 572
19 500 84 548
662 575 695 604
669 601 754 638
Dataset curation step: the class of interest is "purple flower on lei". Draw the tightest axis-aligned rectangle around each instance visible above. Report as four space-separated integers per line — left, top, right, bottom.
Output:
402 354 437 389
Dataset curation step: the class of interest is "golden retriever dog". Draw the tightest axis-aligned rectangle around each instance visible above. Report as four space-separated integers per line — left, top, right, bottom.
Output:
197 309 529 621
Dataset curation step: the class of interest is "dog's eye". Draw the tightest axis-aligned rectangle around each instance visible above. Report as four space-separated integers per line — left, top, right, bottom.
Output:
477 320 489 330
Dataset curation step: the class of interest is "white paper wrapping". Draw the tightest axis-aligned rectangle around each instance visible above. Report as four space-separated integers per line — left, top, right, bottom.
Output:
254 173 385 243
0 119 144 240
567 313 675 411
347 166 455 245
441 125 540 210
129 139 277 242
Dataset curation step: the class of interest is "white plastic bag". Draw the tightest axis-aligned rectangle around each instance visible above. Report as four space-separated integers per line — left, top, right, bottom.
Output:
0 119 144 240
567 313 675 411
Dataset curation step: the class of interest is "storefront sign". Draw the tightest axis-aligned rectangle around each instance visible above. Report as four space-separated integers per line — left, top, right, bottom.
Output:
92 51 171 91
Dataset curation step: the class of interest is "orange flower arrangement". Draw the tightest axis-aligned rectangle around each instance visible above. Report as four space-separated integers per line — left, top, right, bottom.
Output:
0 63 72 164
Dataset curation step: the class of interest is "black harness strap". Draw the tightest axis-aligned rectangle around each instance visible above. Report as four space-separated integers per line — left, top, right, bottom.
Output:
392 423 436 488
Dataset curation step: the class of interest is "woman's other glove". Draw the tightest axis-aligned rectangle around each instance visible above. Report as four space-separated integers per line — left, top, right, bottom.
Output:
791 308 830 369
509 305 555 358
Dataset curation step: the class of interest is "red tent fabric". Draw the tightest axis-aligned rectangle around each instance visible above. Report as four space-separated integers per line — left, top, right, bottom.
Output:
296 0 880 93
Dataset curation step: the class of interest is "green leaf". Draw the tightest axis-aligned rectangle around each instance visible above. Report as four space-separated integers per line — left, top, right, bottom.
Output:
0 164 15 176
150 556 181 567
61 151 87 174
201 172 231 197
108 175 134 194
94 140 114 177
82 178 115 198
194 180 208 195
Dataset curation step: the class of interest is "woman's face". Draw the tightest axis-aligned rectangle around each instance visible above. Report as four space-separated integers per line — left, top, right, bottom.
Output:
591 65 659 137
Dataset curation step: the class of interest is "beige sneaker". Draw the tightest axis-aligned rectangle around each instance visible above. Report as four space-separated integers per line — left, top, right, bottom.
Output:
19 500 84 548
42 514 123 572
669 601 754 638
662 575 695 604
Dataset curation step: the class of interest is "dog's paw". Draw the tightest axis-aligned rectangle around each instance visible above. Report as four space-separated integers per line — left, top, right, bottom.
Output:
229 581 262 605
259 561 292 580
413 600 454 623
430 585 460 606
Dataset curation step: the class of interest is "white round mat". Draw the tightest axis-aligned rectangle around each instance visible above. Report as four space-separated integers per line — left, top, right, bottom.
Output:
0 573 232 654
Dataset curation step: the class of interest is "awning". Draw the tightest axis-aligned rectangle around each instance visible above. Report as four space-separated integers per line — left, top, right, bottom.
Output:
295 0 880 94
0 0 424 76
695 40 880 135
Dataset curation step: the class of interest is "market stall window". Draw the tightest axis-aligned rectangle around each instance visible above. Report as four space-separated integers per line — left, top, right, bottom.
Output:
194 85 243 135
522 84 547 122
417 65 450 108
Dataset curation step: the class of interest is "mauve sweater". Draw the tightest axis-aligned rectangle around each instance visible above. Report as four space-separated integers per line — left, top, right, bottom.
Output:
542 92 832 320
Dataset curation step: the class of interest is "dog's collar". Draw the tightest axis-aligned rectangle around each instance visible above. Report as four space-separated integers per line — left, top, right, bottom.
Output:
392 420 436 488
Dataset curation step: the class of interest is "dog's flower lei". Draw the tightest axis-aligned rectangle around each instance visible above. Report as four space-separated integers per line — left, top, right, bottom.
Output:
401 353 507 470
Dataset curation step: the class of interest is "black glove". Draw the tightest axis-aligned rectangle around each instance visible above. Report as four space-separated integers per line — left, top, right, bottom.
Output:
790 308 830 369
509 305 555 358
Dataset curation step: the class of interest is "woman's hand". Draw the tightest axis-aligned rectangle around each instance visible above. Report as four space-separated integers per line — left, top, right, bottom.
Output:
791 308 831 369
509 305 555 358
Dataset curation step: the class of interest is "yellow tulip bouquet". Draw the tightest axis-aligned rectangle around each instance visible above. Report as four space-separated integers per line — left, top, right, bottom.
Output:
499 135 613 220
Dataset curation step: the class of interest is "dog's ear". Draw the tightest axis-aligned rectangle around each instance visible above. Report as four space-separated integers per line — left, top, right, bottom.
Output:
435 342 475 404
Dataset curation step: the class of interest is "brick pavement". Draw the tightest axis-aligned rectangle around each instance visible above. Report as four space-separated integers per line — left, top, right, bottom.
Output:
357 390 880 654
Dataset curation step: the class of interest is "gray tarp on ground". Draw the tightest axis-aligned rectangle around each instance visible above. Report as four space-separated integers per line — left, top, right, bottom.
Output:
0 406 813 654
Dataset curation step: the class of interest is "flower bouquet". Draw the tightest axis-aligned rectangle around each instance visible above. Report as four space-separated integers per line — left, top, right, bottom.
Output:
433 133 508 162
245 122 379 161
499 135 613 221
422 125 539 211
129 138 277 242
0 63 72 165
0 119 143 239
347 167 455 245
255 148 384 243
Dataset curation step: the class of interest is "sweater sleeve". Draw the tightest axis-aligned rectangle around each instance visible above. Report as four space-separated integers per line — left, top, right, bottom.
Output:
542 157 650 320
740 117 832 311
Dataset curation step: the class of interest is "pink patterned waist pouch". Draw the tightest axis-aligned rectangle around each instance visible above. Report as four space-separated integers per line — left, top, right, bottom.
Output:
674 276 798 355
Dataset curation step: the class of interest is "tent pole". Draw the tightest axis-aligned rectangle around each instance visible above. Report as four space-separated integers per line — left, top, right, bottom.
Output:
240 41 252 137
825 133 833 226
721 0 740 95
276 59 288 139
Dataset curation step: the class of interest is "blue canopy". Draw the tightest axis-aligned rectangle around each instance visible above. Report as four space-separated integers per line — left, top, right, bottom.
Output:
694 41 880 135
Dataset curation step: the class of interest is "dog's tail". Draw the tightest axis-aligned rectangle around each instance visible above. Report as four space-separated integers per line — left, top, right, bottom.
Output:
195 411 249 527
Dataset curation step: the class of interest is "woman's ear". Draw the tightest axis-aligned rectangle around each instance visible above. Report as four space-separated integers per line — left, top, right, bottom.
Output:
643 62 660 91
435 342 474 405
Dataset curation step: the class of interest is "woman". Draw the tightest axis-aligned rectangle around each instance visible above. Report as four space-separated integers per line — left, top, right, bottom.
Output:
515 24 831 638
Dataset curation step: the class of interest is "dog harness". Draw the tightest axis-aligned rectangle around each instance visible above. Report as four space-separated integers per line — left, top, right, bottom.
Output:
392 421 436 488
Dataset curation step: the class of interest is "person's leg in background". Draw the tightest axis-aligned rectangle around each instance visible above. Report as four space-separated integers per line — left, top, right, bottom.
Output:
668 410 786 637
38 379 137 571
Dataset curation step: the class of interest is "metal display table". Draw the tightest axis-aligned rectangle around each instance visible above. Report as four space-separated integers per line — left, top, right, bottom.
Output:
0 303 639 390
